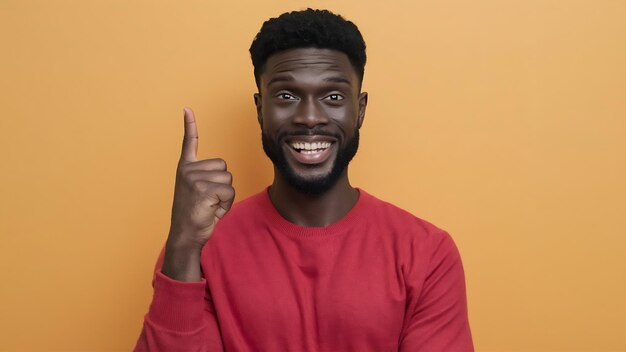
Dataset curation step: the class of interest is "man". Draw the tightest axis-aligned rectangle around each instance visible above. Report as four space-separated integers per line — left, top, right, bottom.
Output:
135 8 473 351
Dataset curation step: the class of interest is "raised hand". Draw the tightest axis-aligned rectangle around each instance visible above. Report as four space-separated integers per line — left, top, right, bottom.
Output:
161 107 235 282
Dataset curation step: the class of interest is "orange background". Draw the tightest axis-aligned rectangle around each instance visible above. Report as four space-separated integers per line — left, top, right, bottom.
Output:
1 0 625 351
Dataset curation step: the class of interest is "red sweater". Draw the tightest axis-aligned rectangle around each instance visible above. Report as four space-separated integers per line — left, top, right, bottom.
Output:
135 189 473 351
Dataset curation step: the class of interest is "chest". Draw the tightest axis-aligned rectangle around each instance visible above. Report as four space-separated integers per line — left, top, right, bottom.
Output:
205 234 408 349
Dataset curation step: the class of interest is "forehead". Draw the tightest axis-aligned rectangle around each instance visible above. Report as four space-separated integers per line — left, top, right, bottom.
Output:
260 48 357 88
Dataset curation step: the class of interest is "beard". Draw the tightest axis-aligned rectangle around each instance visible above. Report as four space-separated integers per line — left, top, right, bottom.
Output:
262 128 360 195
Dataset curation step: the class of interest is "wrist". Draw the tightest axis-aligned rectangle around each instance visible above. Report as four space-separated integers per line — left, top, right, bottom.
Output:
162 236 204 282
165 228 205 252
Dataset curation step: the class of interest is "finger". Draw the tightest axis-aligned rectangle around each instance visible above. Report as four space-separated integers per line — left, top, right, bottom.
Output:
181 107 198 163
213 186 235 219
197 184 235 217
186 171 232 185
181 158 227 172
215 207 229 220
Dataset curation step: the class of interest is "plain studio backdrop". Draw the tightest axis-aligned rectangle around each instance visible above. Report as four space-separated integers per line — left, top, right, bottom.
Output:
1 1 625 351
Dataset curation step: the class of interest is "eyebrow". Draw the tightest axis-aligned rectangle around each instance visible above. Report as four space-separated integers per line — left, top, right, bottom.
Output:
324 76 352 85
266 75 352 87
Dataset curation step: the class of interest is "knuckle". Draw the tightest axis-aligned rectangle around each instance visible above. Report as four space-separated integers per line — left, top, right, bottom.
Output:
223 184 235 198
215 182 230 192
177 163 190 175
176 169 187 182
191 180 207 193
212 158 227 170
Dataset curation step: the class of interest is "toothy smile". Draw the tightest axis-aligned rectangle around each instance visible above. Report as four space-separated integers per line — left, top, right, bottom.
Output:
290 142 332 154
285 136 336 164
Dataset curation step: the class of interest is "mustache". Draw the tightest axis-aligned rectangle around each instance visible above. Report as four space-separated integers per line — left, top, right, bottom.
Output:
277 128 340 141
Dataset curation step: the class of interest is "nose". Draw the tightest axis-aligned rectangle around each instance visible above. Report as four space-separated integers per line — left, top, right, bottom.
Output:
293 97 330 128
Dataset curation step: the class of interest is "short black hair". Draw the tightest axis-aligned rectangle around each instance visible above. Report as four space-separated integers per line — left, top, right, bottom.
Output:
249 8 366 89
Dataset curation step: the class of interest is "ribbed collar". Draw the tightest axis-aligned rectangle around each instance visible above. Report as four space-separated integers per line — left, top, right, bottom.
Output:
257 187 371 238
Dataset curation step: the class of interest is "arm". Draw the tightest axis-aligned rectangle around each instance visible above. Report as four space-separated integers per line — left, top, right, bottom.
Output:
134 247 224 352
135 108 234 351
399 231 474 351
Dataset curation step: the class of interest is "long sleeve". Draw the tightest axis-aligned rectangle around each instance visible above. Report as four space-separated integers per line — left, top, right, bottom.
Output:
399 230 474 351
134 248 224 352
134 190 473 350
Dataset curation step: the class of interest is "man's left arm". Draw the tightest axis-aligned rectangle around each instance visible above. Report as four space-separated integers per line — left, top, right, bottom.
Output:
399 230 474 351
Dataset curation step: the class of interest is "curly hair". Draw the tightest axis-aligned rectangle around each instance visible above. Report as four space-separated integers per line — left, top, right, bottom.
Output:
249 8 367 89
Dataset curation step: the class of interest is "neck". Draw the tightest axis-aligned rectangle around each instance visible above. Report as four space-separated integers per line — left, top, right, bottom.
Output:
268 169 359 227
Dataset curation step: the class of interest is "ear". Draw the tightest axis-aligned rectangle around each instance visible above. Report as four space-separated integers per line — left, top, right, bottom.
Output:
253 93 263 128
357 92 368 129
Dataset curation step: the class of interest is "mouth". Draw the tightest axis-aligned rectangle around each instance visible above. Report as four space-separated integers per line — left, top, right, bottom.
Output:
284 136 336 165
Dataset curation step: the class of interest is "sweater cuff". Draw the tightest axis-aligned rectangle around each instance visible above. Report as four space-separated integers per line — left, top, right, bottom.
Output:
147 271 207 332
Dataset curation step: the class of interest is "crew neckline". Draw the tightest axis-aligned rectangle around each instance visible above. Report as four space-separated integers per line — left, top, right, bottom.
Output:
258 187 370 237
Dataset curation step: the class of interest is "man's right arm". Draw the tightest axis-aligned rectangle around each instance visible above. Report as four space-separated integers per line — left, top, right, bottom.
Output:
134 247 224 352
134 107 235 351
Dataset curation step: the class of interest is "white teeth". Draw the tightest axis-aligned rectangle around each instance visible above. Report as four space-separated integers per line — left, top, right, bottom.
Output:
290 141 331 151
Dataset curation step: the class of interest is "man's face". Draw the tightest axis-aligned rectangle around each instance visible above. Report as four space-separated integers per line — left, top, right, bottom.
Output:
254 48 368 194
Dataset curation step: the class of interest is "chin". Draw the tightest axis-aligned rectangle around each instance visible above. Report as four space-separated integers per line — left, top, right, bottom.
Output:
286 158 335 177
262 128 359 195
284 173 339 195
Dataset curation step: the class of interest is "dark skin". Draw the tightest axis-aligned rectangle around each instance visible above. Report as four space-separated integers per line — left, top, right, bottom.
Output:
255 48 368 227
162 48 367 282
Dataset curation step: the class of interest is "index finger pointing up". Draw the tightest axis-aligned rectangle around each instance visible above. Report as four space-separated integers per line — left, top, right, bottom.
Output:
181 107 198 163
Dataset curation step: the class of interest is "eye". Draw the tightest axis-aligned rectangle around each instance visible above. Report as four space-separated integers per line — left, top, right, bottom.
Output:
276 92 298 100
324 94 344 101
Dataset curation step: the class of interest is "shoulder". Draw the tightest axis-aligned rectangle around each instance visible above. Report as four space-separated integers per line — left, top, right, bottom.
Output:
359 189 450 242
358 190 465 299
358 189 461 267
